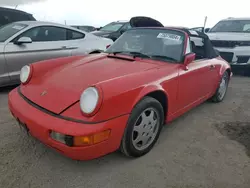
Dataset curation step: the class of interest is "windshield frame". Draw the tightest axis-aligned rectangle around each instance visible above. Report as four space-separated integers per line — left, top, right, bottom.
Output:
99 22 126 32
105 28 186 63
0 22 28 43
209 19 250 33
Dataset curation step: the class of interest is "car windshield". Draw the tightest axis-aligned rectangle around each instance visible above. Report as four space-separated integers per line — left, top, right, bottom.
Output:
209 20 250 33
0 23 28 42
105 28 185 62
100 22 125 32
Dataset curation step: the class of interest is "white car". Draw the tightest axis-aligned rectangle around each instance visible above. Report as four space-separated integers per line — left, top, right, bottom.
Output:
0 21 113 87
207 18 250 70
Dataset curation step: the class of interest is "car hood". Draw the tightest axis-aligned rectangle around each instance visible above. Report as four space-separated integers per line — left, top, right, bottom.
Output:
21 54 162 114
207 32 250 41
90 30 113 36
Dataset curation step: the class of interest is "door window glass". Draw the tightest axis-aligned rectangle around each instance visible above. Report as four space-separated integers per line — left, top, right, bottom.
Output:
19 26 67 42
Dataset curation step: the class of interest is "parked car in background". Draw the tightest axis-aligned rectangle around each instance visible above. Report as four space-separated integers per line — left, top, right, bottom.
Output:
190 27 210 33
0 7 36 27
71 25 96 32
8 16 231 161
207 17 250 75
0 21 113 87
90 20 131 41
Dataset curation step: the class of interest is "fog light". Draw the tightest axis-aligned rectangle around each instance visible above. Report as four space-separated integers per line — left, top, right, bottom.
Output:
73 130 111 147
50 131 73 146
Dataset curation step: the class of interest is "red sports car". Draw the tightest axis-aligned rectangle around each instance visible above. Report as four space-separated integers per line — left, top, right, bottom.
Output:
8 17 232 160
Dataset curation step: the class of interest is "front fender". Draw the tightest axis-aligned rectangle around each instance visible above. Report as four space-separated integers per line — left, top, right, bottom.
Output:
132 84 167 109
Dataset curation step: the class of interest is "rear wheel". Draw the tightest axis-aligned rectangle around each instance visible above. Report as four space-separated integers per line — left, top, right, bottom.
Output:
120 97 164 157
211 71 229 103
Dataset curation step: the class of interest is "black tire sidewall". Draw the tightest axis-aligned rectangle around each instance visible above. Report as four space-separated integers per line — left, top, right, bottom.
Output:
213 71 229 102
122 97 164 157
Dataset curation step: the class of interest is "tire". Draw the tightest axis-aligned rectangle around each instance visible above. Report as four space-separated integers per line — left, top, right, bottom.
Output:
120 96 164 157
211 71 229 103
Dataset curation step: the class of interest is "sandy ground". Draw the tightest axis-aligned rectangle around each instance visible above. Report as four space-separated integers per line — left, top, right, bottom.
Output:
0 76 250 188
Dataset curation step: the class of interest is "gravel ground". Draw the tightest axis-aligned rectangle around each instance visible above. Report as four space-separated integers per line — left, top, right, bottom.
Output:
0 76 250 188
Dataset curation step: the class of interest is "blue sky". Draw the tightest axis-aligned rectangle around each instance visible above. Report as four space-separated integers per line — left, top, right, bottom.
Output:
1 0 250 28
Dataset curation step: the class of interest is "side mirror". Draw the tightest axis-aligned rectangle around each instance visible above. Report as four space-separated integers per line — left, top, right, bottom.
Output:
14 37 32 45
204 28 210 33
96 27 102 31
183 53 195 68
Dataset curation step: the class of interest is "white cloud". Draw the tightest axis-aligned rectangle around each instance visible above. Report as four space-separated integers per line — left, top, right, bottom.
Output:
3 0 250 28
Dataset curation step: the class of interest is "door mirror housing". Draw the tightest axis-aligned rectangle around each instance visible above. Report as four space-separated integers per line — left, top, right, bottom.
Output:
15 37 32 45
204 28 210 33
183 53 195 66
96 27 102 31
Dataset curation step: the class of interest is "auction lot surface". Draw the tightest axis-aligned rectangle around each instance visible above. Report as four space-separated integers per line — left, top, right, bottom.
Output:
0 76 250 188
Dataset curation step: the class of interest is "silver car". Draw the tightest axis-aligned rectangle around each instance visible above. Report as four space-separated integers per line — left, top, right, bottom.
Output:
0 21 113 87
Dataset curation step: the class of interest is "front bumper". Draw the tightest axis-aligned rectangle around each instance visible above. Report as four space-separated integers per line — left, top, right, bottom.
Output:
8 87 129 160
215 46 250 64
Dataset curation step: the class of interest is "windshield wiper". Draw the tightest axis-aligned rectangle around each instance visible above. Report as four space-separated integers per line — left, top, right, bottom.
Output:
150 55 178 62
127 51 151 58
109 51 151 58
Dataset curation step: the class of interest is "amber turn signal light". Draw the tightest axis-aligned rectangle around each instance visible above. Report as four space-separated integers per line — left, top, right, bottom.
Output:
73 130 111 147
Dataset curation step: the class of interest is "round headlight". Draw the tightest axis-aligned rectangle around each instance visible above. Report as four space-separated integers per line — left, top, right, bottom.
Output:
20 65 31 84
80 87 99 114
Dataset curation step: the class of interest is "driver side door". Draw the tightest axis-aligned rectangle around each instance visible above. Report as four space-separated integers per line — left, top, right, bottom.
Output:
176 36 217 114
4 26 72 83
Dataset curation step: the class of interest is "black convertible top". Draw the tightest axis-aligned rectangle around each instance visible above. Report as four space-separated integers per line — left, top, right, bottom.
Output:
166 27 219 59
129 16 219 59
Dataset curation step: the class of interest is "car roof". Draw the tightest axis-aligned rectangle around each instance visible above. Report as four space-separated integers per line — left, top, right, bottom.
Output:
11 21 85 32
0 6 33 15
128 26 208 39
112 20 128 24
221 17 250 21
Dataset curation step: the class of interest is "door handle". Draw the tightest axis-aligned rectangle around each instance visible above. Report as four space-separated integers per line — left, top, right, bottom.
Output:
61 46 67 49
209 64 215 70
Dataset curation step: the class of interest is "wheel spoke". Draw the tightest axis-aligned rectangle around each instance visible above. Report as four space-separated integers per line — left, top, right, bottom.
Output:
134 133 143 144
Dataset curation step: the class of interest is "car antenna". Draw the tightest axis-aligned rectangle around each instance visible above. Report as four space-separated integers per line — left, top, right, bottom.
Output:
203 16 207 33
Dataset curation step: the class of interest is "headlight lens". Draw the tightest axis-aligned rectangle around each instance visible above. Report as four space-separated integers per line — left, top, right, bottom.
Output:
20 65 31 84
80 87 99 114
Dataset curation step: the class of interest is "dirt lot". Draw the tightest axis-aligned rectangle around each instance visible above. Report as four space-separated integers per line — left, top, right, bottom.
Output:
0 76 250 188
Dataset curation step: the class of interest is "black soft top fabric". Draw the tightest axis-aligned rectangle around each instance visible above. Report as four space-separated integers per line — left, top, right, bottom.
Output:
130 16 164 27
167 27 219 59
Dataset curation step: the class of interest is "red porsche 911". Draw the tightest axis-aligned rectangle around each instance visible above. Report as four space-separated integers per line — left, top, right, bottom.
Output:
8 17 232 160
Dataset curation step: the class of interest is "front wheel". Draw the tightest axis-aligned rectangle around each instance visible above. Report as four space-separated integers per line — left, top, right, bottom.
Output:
211 71 229 103
120 97 164 157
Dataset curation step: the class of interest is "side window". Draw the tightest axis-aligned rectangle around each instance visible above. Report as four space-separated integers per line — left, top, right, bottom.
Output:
18 26 67 42
243 24 250 31
185 37 191 54
190 36 206 60
120 23 131 32
67 29 85 40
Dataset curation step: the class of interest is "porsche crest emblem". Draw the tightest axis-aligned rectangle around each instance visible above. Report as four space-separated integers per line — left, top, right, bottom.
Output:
40 90 47 96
